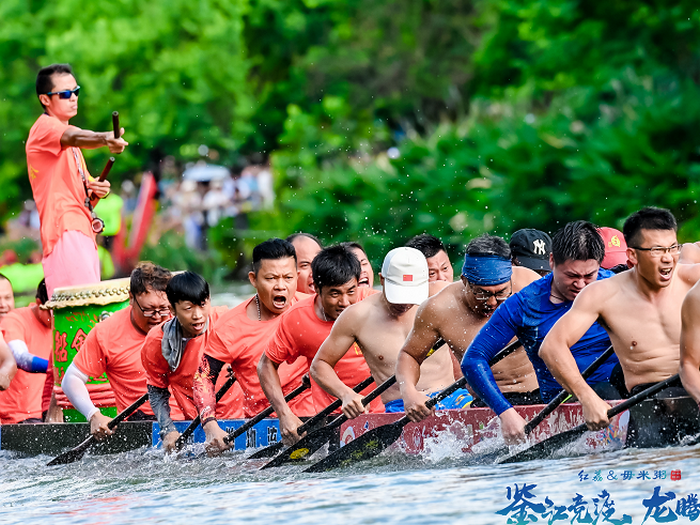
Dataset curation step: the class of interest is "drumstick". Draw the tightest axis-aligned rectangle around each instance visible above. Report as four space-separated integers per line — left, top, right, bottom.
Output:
90 111 120 199
112 111 120 139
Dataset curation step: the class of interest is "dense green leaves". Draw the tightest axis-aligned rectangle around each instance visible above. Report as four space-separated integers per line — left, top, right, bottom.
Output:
2 0 700 271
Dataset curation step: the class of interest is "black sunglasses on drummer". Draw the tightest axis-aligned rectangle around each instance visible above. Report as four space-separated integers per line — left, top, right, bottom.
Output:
46 86 80 99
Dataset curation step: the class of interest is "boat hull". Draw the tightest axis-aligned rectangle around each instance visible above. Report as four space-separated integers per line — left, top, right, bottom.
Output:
339 403 630 455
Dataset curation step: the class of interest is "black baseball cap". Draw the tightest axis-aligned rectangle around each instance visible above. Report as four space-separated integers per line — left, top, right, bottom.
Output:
510 229 552 273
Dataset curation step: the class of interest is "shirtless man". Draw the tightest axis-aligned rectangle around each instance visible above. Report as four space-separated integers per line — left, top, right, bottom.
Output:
540 208 700 443
465 221 620 443
311 247 469 417
397 234 540 422
287 233 322 294
405 234 454 282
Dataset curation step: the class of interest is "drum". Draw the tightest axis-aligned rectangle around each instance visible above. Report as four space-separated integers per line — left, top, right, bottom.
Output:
43 278 130 422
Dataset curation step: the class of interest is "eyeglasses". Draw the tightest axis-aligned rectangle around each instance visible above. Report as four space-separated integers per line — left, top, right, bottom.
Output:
631 244 682 257
133 295 170 318
45 86 80 99
468 280 512 302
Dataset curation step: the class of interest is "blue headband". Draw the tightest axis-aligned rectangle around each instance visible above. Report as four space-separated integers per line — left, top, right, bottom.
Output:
462 254 512 286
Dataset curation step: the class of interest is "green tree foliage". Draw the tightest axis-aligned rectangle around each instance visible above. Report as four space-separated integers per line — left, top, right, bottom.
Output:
2 0 700 270
0 0 251 216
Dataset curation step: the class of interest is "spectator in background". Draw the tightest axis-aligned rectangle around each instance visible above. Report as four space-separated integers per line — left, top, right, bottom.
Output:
0 274 15 322
510 228 552 276
287 233 323 294
405 233 454 282
598 227 629 273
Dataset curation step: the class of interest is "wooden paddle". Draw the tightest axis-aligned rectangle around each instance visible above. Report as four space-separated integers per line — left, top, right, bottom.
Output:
481 345 615 461
175 367 237 450
247 376 375 459
222 374 311 446
303 340 522 473
260 339 451 468
47 393 149 466
261 375 397 470
497 373 682 464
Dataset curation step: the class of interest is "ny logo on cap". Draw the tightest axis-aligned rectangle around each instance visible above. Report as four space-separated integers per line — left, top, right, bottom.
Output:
403 275 413 282
533 239 546 255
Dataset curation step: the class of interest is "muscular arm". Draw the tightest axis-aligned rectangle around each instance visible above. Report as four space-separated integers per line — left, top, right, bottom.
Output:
310 309 364 418
7 339 48 373
680 286 700 404
539 284 611 430
258 353 305 445
61 127 128 153
396 303 442 422
0 336 16 391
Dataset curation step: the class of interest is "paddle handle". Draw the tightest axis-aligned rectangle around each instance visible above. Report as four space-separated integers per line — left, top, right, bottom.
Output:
561 373 682 437
107 392 149 430
523 345 615 434
112 111 120 139
296 375 375 435
224 375 311 444
324 375 398 431
176 370 237 448
47 392 149 466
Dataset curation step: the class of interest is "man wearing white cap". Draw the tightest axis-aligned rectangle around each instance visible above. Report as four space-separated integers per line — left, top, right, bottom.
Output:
311 247 469 416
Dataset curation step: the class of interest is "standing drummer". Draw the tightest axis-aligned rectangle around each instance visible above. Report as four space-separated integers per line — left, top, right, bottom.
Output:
26 63 128 298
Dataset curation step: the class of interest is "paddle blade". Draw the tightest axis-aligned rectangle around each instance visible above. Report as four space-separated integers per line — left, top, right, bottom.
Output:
46 438 93 466
304 421 406 473
497 424 587 464
260 425 338 470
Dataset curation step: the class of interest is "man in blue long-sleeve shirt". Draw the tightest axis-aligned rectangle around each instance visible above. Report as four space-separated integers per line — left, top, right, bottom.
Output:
463 221 619 444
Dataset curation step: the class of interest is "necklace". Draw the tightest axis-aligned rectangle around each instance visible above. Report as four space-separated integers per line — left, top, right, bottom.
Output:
322 308 329 322
254 294 261 321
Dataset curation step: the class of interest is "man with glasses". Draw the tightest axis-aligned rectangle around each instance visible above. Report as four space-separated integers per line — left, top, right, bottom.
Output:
26 63 128 298
541 209 700 447
61 262 183 439
463 221 620 443
396 234 540 423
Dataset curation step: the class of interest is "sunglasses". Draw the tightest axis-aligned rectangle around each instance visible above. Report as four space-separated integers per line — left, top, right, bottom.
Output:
45 86 80 99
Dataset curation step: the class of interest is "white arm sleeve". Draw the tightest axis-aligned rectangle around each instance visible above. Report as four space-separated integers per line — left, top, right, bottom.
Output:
8 340 33 370
62 363 100 421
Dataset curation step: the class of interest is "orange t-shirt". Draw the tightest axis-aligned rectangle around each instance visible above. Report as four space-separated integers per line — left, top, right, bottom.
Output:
72 306 184 419
141 307 226 419
26 113 96 257
265 288 384 413
206 292 313 418
0 305 52 424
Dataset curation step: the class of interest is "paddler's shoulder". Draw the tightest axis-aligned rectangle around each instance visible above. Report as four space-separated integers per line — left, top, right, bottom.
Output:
512 265 541 291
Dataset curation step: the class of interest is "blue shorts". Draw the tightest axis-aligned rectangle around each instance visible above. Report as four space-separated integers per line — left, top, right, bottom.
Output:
384 388 473 413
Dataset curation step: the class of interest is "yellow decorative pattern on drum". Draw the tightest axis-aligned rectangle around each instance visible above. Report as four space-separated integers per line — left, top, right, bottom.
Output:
44 278 130 422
